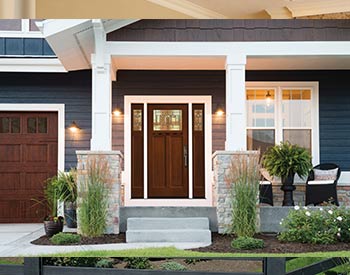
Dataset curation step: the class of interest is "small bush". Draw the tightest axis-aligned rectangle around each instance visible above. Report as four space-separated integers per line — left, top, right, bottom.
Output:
161 261 187 271
278 206 350 244
184 258 205 265
124 258 152 270
50 233 81 245
95 259 114 268
43 257 101 267
231 237 264 250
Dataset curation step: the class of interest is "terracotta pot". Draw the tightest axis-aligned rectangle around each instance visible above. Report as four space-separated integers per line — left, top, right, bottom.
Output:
44 218 64 237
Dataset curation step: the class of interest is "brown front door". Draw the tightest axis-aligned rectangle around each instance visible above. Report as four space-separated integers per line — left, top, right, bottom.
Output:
0 112 58 223
148 104 188 198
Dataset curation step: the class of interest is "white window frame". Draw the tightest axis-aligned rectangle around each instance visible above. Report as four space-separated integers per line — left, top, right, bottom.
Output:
246 82 319 166
0 19 43 38
124 96 212 207
0 104 65 172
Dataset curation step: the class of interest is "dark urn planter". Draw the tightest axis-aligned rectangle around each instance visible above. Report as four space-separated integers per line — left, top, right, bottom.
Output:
64 202 77 228
281 172 296 206
44 217 64 237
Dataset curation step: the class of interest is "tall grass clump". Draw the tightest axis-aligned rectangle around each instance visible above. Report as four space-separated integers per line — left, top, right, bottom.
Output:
78 156 111 237
226 152 261 238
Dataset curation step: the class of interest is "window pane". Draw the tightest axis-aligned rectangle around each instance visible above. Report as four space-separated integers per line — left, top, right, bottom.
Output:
282 89 312 127
11 118 20 133
194 109 203 131
283 129 311 153
133 109 142 131
246 89 275 127
27 118 37 133
0 20 22 31
38 118 47 133
247 129 275 154
153 110 182 131
0 118 9 133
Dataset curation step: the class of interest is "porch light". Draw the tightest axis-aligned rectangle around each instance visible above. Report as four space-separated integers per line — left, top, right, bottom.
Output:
69 121 80 133
265 90 272 107
113 109 122 116
215 108 225 116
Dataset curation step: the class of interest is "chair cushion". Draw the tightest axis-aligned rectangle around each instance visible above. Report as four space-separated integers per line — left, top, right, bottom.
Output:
260 168 275 182
259 180 271 185
314 168 338 181
308 180 335 185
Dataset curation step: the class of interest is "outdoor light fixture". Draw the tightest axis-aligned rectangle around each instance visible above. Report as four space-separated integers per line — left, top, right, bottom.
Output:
69 121 80 133
113 109 122 116
215 105 225 116
265 90 272 107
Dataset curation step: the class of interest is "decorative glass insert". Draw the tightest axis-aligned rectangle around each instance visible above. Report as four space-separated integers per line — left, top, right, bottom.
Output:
246 89 275 127
27 118 37 133
0 118 10 133
153 110 182 131
194 109 203 131
133 109 142 131
38 118 47 133
0 117 20 134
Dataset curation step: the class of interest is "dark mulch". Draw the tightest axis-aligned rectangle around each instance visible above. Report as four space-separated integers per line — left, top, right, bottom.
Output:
31 233 126 246
192 233 350 254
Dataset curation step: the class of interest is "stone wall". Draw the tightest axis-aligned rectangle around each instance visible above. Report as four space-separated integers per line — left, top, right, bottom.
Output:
213 150 260 234
76 151 123 234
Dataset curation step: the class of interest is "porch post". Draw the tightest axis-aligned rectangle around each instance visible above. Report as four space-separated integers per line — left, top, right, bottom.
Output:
90 19 112 151
225 54 247 150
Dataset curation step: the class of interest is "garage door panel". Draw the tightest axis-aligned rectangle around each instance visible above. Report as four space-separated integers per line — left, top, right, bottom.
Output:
0 111 58 223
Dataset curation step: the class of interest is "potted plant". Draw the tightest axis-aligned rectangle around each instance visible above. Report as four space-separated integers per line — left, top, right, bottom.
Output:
55 169 78 228
262 141 312 206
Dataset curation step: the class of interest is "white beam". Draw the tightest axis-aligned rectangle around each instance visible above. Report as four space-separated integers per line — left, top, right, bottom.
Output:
0 58 66 72
225 54 247 151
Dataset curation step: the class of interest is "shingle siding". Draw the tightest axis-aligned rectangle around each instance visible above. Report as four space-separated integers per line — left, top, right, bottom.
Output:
0 70 92 170
107 20 350 41
0 38 55 56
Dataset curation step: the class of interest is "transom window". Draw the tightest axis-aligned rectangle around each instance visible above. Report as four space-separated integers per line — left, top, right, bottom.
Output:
246 82 319 164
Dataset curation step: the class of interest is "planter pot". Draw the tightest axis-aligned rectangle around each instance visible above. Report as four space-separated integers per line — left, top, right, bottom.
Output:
280 173 296 206
64 202 77 228
44 218 64 237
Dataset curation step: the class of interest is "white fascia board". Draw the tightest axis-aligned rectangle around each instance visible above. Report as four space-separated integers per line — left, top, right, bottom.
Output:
106 41 350 58
0 58 67 72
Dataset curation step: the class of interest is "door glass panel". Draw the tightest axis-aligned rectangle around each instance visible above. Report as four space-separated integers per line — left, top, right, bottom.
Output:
194 109 203 131
246 89 275 127
27 118 37 133
153 110 182 131
11 118 20 133
38 118 47 133
247 129 275 155
0 118 9 133
133 109 142 131
283 129 311 153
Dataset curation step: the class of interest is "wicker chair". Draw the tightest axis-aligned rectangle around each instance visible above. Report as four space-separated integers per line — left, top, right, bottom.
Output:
259 168 274 206
305 163 341 206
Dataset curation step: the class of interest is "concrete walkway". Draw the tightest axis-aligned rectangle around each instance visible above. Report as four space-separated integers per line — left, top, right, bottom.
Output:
0 224 210 257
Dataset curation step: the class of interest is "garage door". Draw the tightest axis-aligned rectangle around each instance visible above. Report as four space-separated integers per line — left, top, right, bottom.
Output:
0 112 58 223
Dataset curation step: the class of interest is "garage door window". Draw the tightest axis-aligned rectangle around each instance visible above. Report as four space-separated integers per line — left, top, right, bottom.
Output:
0 117 20 133
27 117 48 134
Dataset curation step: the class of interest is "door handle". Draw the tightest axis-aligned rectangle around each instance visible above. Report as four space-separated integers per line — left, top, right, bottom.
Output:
184 145 188 167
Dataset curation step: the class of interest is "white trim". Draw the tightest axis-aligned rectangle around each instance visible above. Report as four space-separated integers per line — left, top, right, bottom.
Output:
246 82 319 166
0 58 66 73
0 104 65 172
188 103 193 199
0 20 42 38
124 96 212 207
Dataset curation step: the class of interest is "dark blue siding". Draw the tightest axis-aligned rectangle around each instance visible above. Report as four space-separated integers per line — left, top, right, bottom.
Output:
0 70 92 170
247 70 350 171
0 38 55 57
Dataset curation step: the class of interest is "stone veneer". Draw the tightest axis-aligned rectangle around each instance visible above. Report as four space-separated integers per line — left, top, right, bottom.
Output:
213 150 260 234
76 151 123 234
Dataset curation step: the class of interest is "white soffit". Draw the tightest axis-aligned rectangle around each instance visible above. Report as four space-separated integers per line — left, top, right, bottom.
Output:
112 56 350 70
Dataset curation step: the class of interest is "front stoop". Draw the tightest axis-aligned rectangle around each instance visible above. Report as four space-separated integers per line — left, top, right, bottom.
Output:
126 217 212 243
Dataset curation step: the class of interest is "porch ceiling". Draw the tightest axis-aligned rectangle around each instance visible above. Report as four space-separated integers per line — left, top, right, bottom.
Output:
112 56 350 71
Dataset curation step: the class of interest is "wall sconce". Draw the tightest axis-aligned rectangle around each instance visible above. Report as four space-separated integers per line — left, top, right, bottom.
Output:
215 104 225 116
69 121 80 133
113 109 122 116
265 90 272 107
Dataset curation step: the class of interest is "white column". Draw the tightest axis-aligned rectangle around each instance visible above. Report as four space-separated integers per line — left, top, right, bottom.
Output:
225 54 247 151
91 54 112 151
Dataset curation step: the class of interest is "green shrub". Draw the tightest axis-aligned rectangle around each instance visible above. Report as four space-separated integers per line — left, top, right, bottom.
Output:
231 237 265 250
226 152 260 237
95 259 114 268
124 258 152 270
43 257 101 267
50 233 81 245
160 261 187 271
78 157 110 237
279 206 350 244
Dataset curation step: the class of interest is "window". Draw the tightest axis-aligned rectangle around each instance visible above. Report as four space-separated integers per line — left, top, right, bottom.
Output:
246 83 318 163
27 117 48 134
0 19 43 38
0 117 20 133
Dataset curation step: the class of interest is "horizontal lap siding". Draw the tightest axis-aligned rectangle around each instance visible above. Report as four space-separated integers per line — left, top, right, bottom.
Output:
0 70 92 170
0 38 55 56
107 20 350 41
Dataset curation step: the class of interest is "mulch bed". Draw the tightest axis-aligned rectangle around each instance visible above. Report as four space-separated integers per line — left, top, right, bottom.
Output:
31 233 126 246
192 233 350 254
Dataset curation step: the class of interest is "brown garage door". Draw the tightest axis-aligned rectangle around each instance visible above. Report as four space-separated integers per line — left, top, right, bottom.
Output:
0 112 58 223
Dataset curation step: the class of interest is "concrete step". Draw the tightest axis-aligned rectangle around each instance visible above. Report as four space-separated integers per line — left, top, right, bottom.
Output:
127 217 209 230
126 229 212 243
